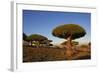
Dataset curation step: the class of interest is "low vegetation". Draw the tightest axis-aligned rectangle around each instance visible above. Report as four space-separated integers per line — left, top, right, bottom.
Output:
23 44 91 62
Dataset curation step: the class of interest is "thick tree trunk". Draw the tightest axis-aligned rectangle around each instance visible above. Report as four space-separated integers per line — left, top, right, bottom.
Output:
67 36 72 50
66 36 74 58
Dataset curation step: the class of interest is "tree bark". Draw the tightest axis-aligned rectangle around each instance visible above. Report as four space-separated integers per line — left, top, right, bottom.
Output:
66 36 74 58
67 36 72 50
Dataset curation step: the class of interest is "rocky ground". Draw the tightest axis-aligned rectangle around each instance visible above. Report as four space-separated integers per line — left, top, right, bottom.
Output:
23 45 91 62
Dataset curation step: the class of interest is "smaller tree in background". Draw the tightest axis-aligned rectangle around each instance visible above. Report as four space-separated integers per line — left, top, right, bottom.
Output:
23 33 28 41
61 41 79 46
26 34 49 46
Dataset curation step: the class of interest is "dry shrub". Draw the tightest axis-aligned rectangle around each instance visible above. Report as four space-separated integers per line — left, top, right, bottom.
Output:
76 44 90 52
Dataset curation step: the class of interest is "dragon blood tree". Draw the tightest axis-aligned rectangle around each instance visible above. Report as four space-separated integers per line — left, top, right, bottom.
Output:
26 34 48 46
52 24 86 57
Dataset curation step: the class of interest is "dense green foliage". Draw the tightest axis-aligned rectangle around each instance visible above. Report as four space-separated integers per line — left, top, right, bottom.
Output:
52 24 86 40
25 34 52 46
26 34 48 41
61 41 79 46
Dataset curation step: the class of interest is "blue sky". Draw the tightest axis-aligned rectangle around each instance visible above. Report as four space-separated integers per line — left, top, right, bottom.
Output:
23 10 91 45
